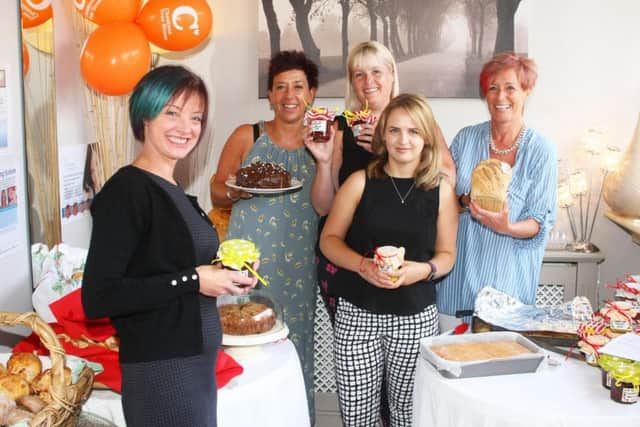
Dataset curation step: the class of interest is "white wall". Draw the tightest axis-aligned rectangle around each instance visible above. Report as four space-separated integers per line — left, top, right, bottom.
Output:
208 0 640 297
50 0 640 297
0 0 36 345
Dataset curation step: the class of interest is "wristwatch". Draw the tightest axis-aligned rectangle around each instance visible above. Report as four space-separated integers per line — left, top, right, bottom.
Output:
426 260 437 281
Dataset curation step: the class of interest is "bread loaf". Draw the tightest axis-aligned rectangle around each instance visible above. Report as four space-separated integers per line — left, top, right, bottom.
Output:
470 159 512 212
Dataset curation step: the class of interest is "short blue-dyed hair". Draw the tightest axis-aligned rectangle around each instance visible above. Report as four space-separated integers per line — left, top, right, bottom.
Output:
129 65 209 143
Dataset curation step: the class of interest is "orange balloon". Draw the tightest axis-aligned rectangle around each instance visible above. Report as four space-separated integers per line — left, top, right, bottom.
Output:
22 42 30 76
136 0 213 51
80 23 151 96
73 0 141 25
21 0 53 28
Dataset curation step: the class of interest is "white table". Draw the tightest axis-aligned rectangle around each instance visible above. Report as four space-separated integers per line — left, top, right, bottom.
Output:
80 339 310 426
413 345 640 427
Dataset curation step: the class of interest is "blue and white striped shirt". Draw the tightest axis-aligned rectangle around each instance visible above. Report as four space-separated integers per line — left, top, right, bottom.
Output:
437 121 557 316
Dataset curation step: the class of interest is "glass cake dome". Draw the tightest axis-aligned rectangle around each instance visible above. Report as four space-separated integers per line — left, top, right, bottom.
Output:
217 289 287 346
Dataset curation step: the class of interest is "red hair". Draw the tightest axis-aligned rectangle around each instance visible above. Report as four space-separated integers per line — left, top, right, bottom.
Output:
479 52 537 97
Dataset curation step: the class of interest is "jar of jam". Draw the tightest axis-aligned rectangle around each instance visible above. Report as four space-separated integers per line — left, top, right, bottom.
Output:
310 118 331 142
608 362 640 404
351 119 367 138
214 239 267 287
305 108 335 143
343 106 374 140
610 380 638 404
598 354 625 390
601 367 612 389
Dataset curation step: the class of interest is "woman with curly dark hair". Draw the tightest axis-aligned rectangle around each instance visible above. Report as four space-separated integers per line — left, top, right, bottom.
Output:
211 50 334 422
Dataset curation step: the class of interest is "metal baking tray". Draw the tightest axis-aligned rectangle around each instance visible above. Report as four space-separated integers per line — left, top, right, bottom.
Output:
420 331 545 379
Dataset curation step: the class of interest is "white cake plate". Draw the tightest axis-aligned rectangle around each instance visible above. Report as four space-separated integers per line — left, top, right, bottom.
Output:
221 318 289 347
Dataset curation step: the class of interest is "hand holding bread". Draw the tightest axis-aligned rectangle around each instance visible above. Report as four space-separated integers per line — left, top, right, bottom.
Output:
470 159 512 212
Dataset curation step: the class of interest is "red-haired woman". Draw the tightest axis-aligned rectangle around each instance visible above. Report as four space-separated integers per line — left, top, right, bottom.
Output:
437 52 558 330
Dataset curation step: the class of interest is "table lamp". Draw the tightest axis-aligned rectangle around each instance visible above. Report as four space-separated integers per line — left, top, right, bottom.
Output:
564 134 622 253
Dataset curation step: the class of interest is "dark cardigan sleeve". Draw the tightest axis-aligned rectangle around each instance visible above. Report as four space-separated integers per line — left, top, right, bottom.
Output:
81 170 199 319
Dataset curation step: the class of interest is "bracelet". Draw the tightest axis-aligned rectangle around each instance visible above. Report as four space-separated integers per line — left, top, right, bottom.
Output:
426 260 437 281
458 193 469 212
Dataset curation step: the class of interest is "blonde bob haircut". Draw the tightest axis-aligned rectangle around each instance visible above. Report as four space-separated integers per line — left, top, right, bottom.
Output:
345 41 400 111
368 94 442 190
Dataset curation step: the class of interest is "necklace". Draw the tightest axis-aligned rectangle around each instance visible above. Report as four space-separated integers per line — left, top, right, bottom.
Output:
389 176 415 204
490 125 526 155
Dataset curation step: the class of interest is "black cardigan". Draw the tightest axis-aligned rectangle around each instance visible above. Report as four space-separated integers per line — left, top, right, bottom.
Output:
82 166 212 363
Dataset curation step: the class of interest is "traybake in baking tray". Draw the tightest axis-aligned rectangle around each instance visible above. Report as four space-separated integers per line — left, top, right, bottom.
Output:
420 331 545 379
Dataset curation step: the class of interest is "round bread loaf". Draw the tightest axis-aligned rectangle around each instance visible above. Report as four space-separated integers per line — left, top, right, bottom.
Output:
470 159 512 212
0 374 30 400
7 352 42 383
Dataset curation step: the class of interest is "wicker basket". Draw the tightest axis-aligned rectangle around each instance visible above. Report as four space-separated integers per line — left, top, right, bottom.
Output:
0 311 94 427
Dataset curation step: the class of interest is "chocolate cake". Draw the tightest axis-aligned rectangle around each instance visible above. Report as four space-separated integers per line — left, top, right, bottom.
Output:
235 161 291 189
219 302 276 335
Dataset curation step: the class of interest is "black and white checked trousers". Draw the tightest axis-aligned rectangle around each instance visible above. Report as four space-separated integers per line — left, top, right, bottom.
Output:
334 298 438 427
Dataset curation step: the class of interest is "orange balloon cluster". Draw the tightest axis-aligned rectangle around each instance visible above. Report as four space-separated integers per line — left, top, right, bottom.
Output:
77 0 213 96
80 23 151 96
21 0 52 28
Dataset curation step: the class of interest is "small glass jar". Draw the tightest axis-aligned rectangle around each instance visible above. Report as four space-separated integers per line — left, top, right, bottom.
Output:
351 119 367 138
607 362 640 405
610 380 639 404
310 118 332 142
374 246 404 273
601 367 612 389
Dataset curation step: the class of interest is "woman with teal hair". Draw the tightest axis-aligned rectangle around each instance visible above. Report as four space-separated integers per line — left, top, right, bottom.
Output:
82 65 258 427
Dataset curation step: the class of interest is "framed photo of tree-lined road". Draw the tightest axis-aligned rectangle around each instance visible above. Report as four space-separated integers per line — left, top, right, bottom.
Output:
258 0 530 98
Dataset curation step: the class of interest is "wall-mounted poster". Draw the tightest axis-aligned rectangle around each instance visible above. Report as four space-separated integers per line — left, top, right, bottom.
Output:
258 0 529 98
0 166 19 257
58 143 100 224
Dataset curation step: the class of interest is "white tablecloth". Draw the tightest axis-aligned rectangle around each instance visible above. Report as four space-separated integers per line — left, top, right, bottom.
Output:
81 339 309 426
413 344 640 427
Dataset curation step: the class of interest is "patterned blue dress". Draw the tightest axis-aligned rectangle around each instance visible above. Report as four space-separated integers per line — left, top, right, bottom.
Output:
226 130 319 418
437 121 557 317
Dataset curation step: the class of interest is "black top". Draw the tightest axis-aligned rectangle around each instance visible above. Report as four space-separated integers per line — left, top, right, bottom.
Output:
337 115 373 185
333 175 440 315
82 166 213 363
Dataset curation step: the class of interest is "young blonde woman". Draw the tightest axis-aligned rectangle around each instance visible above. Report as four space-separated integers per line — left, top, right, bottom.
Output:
320 94 458 426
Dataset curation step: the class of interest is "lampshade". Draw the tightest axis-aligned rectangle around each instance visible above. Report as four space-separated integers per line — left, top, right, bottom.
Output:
601 146 622 172
569 169 588 196
557 181 574 208
581 128 605 155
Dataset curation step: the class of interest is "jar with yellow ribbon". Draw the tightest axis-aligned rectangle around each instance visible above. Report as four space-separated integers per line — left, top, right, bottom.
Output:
212 239 268 287
607 359 640 404
598 354 627 389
